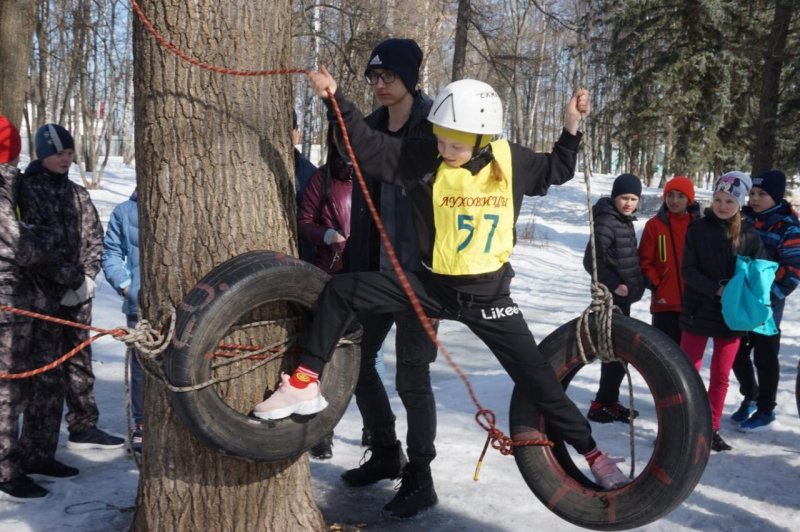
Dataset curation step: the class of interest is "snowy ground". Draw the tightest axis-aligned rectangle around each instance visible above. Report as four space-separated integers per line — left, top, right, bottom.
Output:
1 158 798 531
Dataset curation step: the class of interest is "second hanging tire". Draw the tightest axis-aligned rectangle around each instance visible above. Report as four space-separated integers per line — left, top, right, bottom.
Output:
509 315 711 530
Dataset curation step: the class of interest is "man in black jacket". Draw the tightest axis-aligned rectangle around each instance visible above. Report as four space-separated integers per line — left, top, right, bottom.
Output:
340 38 440 519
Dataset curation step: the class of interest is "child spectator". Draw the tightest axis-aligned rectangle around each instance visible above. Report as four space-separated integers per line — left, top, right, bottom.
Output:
731 170 800 431
679 171 765 451
102 189 143 451
583 173 645 423
639 176 699 343
18 124 124 451
254 68 632 519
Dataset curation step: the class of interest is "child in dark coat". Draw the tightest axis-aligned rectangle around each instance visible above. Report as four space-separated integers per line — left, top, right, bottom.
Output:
679 171 766 451
731 170 800 431
583 173 645 423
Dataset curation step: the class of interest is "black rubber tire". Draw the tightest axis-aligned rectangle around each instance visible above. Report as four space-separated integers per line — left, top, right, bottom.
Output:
510 315 711 530
164 250 360 462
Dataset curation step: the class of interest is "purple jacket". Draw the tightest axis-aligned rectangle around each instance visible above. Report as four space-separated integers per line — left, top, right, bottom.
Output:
297 161 353 273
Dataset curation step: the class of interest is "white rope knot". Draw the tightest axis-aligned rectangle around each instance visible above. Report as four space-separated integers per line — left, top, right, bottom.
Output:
116 308 176 356
577 282 618 364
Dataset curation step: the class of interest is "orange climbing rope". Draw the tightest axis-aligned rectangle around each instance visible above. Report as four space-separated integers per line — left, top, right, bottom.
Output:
128 0 554 472
0 304 128 379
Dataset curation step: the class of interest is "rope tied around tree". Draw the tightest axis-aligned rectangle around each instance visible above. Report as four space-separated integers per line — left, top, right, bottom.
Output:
0 303 174 380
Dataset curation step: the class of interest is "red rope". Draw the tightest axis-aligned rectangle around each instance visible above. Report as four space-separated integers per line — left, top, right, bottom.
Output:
0 304 127 379
128 0 554 467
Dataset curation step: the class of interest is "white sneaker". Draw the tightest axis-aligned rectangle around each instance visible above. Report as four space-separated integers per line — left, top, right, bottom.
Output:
253 373 328 420
590 454 631 490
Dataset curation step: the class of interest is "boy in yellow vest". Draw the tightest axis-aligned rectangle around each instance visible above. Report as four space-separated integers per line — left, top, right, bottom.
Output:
254 68 630 517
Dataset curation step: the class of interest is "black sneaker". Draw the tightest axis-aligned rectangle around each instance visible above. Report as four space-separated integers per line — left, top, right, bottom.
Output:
382 464 438 519
309 432 333 460
341 440 407 487
711 430 732 452
67 427 125 450
0 475 50 502
587 401 639 424
24 460 80 480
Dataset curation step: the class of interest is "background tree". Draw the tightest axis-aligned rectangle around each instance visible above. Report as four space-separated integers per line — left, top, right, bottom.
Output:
0 0 37 129
131 0 324 529
751 0 796 174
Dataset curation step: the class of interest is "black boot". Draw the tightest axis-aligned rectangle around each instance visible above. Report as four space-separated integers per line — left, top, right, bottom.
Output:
711 430 732 452
309 432 333 460
361 427 373 447
382 463 438 519
341 440 407 487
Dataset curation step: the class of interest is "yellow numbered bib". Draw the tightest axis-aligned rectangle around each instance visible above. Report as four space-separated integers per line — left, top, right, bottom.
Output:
431 140 514 275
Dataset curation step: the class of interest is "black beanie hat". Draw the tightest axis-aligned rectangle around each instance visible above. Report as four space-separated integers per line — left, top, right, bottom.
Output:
364 38 423 93
611 173 642 198
751 170 786 205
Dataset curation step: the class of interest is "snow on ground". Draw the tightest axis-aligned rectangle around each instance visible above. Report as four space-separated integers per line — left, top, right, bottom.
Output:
1 158 798 531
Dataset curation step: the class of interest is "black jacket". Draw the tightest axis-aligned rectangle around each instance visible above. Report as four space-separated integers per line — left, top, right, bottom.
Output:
583 197 645 306
345 91 433 273
680 209 766 338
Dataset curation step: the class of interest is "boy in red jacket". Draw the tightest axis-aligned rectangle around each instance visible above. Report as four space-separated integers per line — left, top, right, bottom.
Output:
639 176 698 344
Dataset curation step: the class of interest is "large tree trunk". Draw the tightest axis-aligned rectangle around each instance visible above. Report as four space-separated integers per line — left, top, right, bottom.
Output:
0 0 37 125
751 0 794 175
131 1 324 530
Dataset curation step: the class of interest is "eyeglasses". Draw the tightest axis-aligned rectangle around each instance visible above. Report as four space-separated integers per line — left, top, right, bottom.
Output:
365 70 397 85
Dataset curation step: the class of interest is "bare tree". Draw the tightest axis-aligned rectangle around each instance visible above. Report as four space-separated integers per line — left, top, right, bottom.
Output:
0 0 37 128
131 1 324 529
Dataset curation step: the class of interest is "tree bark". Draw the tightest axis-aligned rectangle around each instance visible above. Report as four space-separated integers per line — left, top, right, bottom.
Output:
751 0 794 175
0 0 37 126
131 1 324 530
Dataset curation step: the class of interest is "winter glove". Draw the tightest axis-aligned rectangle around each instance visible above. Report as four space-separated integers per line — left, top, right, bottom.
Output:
60 276 96 307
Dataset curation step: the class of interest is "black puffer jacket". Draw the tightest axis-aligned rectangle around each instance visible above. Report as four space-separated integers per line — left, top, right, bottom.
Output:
345 90 433 273
583 196 645 306
680 209 766 338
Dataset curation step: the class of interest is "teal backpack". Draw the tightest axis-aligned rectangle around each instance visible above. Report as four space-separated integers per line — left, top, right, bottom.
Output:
721 255 779 335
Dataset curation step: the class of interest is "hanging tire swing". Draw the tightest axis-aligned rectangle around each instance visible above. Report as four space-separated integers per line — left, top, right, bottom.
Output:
164 250 360 462
510 315 711 531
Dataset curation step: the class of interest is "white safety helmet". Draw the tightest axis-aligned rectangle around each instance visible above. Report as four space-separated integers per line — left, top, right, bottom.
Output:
427 79 503 135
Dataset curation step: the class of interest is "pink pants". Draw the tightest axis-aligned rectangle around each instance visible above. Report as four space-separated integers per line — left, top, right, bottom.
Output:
680 331 741 431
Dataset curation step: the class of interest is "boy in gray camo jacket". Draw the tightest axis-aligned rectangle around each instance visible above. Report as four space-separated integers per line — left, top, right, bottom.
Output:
17 124 125 458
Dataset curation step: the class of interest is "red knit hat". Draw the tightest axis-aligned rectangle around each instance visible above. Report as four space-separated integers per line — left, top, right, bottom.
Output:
0 115 22 165
663 175 695 204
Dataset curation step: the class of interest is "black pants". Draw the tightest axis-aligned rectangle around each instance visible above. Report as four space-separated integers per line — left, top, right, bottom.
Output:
732 330 782 414
593 302 631 405
303 270 596 454
652 311 681 345
355 310 437 466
